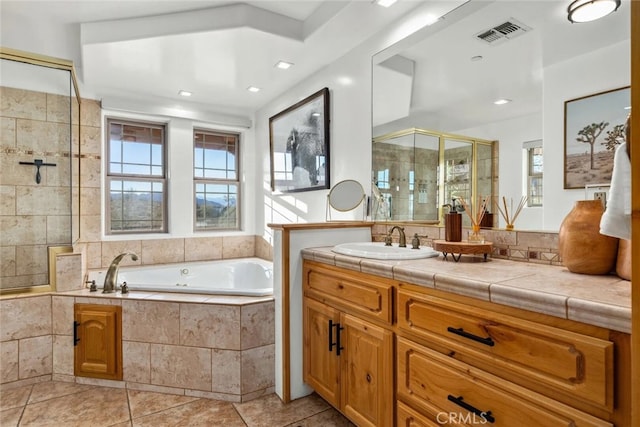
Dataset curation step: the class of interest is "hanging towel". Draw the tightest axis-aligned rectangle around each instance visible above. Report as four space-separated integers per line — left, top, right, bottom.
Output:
599 142 631 239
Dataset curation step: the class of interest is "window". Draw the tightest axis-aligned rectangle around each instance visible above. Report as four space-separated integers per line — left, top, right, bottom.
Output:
106 119 167 234
526 145 543 207
194 129 240 230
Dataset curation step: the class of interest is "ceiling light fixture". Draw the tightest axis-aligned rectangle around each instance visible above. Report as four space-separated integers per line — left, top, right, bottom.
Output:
471 55 483 62
178 90 192 97
275 61 293 70
494 99 511 105
376 0 397 8
247 86 261 93
567 0 620 23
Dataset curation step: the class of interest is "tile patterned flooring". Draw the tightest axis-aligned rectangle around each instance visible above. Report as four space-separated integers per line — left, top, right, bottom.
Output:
0 382 355 426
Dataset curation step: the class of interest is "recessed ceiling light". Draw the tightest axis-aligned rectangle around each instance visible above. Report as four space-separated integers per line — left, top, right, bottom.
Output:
494 99 511 105
178 90 192 97
376 0 397 7
275 61 294 70
247 86 261 93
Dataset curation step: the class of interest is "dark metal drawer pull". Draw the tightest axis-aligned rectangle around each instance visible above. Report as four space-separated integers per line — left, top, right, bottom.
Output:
447 327 495 347
447 395 495 424
73 321 80 346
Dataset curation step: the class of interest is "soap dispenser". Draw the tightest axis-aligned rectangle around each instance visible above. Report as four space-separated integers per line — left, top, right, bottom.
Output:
444 202 462 242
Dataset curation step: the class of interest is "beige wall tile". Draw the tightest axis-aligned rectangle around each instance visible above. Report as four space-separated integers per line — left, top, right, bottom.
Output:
0 185 16 216
75 376 125 388
85 242 102 269
101 241 142 268
184 237 222 262
80 187 101 216
241 344 274 394
19 335 52 379
16 119 69 153
141 239 185 265
186 389 241 402
52 335 73 376
1 246 16 277
52 296 74 335
123 341 150 383
241 302 274 350
0 340 18 383
55 253 83 292
80 157 101 188
1 117 16 149
0 296 51 341
211 349 240 394
122 300 179 344
126 382 185 396
0 87 46 121
80 99 102 128
47 215 71 244
222 236 255 259
180 303 240 350
1 154 44 187
46 93 71 124
1 273 48 289
151 344 211 391
254 236 273 261
74 297 122 306
16 186 70 216
80 215 101 243
80 126 101 156
240 386 275 402
0 216 47 246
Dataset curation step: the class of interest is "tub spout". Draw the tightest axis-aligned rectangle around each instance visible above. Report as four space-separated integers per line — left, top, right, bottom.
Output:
103 252 138 293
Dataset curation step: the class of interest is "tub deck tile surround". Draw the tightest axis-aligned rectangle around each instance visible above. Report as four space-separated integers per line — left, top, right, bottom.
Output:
301 246 631 333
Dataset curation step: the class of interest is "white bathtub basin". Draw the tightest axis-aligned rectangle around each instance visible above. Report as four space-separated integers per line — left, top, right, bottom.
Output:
332 242 440 260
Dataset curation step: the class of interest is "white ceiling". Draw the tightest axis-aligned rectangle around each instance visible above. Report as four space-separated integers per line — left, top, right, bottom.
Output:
0 0 424 118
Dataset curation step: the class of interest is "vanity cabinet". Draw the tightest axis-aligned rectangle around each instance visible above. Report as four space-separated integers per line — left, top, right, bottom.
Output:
74 304 122 381
303 261 394 427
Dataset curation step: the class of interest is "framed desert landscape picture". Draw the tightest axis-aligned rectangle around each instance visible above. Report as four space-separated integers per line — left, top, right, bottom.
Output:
564 86 630 189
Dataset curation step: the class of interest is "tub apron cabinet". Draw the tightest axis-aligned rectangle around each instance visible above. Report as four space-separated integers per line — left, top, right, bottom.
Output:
301 260 630 426
303 261 394 427
74 304 123 381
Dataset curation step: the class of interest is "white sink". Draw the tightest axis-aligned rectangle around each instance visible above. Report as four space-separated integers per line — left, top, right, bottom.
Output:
332 242 440 260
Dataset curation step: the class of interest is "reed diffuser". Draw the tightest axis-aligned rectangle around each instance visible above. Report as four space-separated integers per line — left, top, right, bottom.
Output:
457 196 489 242
494 196 527 230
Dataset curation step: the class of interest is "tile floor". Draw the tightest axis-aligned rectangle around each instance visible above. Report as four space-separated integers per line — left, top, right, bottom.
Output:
0 382 355 427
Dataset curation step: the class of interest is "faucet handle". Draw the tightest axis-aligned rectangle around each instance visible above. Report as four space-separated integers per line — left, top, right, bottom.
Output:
411 233 428 249
384 235 393 246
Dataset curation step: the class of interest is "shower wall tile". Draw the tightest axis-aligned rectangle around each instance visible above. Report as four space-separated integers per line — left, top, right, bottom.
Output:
0 273 48 289
16 119 69 154
1 117 16 148
80 99 101 127
123 341 150 383
80 126 101 155
55 253 83 292
0 216 46 246
80 157 101 188
79 214 101 242
52 334 73 376
52 296 74 335
184 237 222 262
150 344 211 391
101 241 142 268
46 93 71 124
0 295 51 341
241 344 274 394
1 246 16 277
211 349 241 394
0 186 16 216
15 245 48 276
1 154 45 186
46 215 71 244
0 87 46 121
141 239 185 265
241 301 275 350
222 236 255 259
18 335 52 379
0 340 18 383
16 186 70 216
180 303 240 350
122 300 180 344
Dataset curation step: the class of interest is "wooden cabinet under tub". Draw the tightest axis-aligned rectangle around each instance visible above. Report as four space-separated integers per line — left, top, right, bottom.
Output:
74 304 122 381
301 260 631 427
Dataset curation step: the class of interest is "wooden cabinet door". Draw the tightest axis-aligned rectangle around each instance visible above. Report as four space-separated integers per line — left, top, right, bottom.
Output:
303 297 341 407
74 304 122 380
341 313 393 427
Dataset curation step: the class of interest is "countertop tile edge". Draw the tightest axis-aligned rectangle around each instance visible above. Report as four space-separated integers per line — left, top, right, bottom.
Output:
567 298 632 334
434 274 491 301
489 283 568 319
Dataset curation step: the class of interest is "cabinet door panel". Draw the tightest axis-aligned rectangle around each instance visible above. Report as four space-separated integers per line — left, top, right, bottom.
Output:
74 304 122 380
303 297 341 407
341 313 393 427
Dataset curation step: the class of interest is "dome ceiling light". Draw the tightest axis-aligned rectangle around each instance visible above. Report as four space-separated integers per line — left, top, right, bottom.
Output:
567 0 621 23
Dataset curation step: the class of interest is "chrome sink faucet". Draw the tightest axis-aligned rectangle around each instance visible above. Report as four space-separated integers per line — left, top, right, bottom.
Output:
386 226 407 248
103 252 138 293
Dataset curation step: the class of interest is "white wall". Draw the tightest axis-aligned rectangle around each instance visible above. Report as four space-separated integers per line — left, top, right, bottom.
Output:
543 40 630 230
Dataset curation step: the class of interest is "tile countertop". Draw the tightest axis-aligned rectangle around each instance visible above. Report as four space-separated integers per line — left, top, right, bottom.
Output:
301 246 632 334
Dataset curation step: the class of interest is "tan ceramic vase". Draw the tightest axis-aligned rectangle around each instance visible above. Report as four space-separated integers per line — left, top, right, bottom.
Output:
558 200 618 275
616 239 631 280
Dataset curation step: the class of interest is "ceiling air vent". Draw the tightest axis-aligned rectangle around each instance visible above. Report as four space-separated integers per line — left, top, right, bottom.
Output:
475 18 532 45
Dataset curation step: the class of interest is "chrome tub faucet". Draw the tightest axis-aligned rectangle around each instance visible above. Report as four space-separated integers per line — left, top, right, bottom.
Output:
103 252 138 293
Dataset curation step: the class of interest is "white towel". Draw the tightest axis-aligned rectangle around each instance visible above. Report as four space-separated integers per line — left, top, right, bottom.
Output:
599 142 631 239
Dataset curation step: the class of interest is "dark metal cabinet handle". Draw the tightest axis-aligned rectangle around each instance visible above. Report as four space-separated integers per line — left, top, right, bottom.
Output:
447 327 495 347
335 322 344 356
329 320 336 352
328 320 344 355
73 321 80 346
447 395 495 424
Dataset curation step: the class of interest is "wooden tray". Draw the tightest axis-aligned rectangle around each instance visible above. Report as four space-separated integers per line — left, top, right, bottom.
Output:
432 240 493 262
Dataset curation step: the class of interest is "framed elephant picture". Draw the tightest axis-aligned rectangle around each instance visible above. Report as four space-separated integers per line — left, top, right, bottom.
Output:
269 87 330 192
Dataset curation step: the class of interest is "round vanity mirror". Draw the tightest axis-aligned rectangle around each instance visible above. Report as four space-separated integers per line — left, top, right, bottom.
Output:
326 179 366 220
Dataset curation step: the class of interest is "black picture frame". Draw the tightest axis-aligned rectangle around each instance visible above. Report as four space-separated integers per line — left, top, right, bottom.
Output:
269 87 330 192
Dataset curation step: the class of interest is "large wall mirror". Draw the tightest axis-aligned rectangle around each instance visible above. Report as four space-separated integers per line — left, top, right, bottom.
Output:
0 48 81 293
372 0 630 230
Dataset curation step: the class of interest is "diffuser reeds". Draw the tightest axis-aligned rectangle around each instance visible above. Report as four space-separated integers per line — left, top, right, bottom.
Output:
494 196 528 230
457 196 489 231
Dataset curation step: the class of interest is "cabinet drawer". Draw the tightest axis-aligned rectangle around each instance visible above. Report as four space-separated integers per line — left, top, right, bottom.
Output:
397 337 612 427
304 262 392 323
397 288 613 411
397 401 441 427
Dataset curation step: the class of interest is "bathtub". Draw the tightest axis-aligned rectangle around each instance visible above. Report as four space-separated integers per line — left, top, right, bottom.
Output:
87 257 273 296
